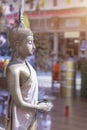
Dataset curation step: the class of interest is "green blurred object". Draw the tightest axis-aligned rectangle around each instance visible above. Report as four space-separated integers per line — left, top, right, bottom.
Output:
80 59 87 97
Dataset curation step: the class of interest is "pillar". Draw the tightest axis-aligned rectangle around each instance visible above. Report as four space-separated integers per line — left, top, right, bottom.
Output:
53 32 59 60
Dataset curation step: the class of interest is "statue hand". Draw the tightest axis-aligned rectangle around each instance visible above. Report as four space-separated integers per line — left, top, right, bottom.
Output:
37 101 53 112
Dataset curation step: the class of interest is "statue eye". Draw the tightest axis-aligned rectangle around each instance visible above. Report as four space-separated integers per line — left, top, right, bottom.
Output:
27 40 32 44
29 41 32 44
28 40 34 45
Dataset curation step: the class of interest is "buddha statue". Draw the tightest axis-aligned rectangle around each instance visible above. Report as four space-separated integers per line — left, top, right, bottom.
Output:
6 4 53 130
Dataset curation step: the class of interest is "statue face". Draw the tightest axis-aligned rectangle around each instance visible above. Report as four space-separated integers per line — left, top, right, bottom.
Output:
25 35 35 55
18 35 36 57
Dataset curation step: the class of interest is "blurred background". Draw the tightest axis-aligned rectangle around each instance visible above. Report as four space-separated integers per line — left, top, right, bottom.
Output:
0 0 87 130
0 0 87 72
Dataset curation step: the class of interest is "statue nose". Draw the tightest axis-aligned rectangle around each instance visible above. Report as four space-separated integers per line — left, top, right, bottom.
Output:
32 43 36 51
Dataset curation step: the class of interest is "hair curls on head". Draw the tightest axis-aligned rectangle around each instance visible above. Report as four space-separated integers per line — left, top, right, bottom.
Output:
7 23 33 49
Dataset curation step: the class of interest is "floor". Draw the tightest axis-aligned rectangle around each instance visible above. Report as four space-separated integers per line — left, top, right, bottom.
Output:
37 88 87 130
0 88 87 130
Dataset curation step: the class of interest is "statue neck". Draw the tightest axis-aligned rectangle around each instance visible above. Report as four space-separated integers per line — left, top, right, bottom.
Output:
12 51 27 61
11 55 26 64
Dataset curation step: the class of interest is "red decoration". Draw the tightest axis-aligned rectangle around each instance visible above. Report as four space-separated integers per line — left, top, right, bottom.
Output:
65 105 70 117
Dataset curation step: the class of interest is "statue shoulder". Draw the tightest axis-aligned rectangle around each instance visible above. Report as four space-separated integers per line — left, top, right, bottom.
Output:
6 63 20 77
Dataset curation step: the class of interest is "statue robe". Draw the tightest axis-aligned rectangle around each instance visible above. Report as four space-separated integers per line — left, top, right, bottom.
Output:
5 61 38 130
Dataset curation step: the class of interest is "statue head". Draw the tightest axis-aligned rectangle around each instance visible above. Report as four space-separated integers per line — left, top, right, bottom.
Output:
8 22 33 50
7 8 33 51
